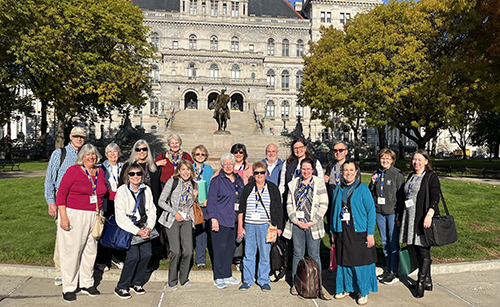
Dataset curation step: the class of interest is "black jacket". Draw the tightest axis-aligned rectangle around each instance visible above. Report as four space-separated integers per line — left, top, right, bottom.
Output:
239 180 284 230
368 165 405 215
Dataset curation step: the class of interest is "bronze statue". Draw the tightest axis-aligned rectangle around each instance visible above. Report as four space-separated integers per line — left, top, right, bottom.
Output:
211 89 231 131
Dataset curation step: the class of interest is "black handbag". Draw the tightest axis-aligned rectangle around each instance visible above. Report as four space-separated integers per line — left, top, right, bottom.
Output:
423 178 458 246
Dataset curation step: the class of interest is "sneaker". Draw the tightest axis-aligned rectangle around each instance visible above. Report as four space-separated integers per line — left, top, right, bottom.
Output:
334 291 348 300
114 288 131 299
357 294 368 306
168 284 178 291
104 266 110 272
224 276 241 285
377 269 390 281
239 283 251 291
131 285 146 295
214 279 228 289
261 284 271 292
235 263 242 271
197 264 206 269
80 286 100 296
290 285 298 295
54 276 63 286
112 260 124 270
62 291 76 302
381 272 399 285
181 280 192 287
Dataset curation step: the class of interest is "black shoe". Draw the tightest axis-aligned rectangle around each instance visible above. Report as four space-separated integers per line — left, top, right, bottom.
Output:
114 288 131 299
381 273 399 285
131 285 146 295
377 269 390 281
80 286 100 296
63 291 76 302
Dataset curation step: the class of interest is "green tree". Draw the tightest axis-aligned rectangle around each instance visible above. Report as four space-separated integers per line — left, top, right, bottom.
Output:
470 110 500 159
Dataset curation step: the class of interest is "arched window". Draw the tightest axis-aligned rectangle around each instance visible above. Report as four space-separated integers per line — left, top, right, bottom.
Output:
231 36 239 52
151 64 159 84
267 38 275 56
282 39 289 57
210 35 218 50
210 63 219 79
281 70 290 89
189 34 197 49
296 39 304 57
187 62 196 78
266 100 275 118
151 33 160 50
296 70 303 89
202 1 206 13
251 72 256 79
223 3 227 14
281 101 290 118
266 69 275 87
296 103 304 118
231 64 240 80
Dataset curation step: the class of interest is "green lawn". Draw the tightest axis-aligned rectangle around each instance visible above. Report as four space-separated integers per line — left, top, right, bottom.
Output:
0 159 49 172
1 175 499 268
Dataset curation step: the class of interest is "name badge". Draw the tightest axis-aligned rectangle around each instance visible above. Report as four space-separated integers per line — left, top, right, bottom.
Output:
341 213 350 222
90 195 97 204
378 197 386 205
296 211 305 219
251 212 259 218
405 199 414 208
234 203 239 211
179 212 187 219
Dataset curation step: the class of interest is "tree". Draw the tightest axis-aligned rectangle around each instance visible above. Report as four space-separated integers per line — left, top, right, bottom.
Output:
448 111 474 160
470 110 500 159
8 0 154 148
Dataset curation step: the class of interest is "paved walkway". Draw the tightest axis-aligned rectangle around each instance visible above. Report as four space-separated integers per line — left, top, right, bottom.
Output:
1 260 499 307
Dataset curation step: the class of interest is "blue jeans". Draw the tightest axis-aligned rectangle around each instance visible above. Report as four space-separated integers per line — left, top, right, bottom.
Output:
291 224 321 282
243 223 271 285
195 207 209 265
376 213 400 273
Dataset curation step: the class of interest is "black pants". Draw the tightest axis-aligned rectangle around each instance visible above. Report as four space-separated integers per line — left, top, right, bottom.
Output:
117 241 152 290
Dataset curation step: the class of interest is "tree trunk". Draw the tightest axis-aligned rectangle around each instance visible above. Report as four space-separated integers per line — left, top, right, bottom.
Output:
398 128 404 160
353 117 360 161
378 127 385 153
494 142 499 159
5 117 12 159
40 99 48 159
55 107 67 149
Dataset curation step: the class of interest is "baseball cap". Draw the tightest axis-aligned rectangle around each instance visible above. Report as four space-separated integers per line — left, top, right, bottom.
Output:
70 127 86 137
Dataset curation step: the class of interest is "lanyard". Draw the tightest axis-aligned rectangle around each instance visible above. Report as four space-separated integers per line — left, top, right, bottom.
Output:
235 164 244 172
181 186 191 208
83 166 98 195
407 170 425 198
254 183 266 211
294 164 301 178
111 164 121 186
171 152 180 168
334 164 341 184
375 170 385 197
297 177 313 209
195 163 205 181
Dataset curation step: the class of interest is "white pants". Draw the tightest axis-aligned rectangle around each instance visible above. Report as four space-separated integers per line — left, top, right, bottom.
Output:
57 208 97 293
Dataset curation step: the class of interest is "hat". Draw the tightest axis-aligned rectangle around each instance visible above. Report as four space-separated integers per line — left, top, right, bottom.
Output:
70 127 86 137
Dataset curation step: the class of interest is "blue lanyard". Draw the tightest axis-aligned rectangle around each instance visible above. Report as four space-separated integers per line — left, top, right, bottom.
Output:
334 164 341 184
111 165 121 186
297 177 313 209
254 183 266 211
83 166 98 195
375 170 385 197
171 153 180 167
181 186 191 207
235 164 244 172
407 170 425 198
195 163 204 181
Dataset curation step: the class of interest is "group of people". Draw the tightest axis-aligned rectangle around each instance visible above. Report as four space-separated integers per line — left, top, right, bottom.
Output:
45 127 441 304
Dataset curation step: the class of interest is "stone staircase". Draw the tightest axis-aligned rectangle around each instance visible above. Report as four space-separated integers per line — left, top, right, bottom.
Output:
145 109 290 169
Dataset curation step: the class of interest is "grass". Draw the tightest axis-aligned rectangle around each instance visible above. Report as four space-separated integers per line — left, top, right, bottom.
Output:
0 159 49 172
1 174 499 268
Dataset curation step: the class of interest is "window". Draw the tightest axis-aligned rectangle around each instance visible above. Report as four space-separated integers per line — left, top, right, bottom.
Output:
327 12 331 23
296 103 304 118
150 99 159 115
266 100 275 118
249 44 254 52
171 69 176 76
151 64 159 84
340 12 350 24
173 41 178 49
231 64 240 80
296 39 304 57
211 0 218 15
251 72 256 79
281 70 290 89
231 1 239 17
282 39 289 56
223 3 227 14
296 70 303 89
151 33 159 50
189 34 197 49
266 69 275 87
202 1 206 13
320 11 325 23
267 38 275 56
231 36 239 52
209 63 219 79
187 62 196 78
189 0 197 14
210 35 218 50
281 101 290 118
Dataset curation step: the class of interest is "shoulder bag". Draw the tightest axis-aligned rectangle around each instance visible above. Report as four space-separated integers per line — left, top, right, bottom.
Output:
255 185 278 243
192 182 205 225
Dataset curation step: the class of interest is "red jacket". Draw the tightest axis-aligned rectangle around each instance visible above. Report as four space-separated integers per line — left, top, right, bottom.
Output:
155 151 194 183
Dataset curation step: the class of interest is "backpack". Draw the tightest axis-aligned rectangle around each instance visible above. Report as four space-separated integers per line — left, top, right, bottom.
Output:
270 236 288 282
295 256 329 300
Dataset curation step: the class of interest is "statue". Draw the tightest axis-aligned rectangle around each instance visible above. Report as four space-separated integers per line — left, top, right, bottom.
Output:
210 89 231 131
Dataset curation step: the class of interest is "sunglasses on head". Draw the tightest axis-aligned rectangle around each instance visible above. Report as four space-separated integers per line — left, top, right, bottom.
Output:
135 147 148 152
253 171 266 175
128 171 143 177
333 148 346 153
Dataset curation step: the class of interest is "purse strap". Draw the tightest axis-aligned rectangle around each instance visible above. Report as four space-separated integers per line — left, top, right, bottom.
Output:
424 173 450 216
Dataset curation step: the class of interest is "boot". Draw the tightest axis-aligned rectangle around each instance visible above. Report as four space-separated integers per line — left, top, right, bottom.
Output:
424 259 433 291
415 258 431 298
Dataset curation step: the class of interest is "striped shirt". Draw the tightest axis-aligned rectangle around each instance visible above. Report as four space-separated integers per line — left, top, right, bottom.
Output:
245 184 271 225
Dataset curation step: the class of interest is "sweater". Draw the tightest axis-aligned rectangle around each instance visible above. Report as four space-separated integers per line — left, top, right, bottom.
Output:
368 165 405 215
158 177 196 229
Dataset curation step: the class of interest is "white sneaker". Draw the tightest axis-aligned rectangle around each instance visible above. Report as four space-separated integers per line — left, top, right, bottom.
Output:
54 276 62 286
357 294 368 306
111 260 124 270
224 276 241 285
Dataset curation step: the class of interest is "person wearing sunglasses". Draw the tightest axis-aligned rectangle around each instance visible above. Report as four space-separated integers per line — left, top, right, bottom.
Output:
237 161 283 291
214 143 253 185
114 163 157 299
155 134 194 188
191 145 214 270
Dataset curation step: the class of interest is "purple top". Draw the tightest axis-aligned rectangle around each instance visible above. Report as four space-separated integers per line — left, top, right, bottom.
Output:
206 171 244 228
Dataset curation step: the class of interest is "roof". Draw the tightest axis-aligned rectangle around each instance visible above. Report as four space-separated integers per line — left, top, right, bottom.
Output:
130 0 303 18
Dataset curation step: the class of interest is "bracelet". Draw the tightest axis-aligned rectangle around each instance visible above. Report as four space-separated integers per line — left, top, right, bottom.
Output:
426 213 433 217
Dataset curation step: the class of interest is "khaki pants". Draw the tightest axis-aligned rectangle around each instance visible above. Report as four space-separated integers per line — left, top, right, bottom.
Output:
57 208 97 293
54 219 60 276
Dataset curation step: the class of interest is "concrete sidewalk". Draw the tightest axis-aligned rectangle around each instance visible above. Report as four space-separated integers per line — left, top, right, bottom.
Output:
1 260 499 307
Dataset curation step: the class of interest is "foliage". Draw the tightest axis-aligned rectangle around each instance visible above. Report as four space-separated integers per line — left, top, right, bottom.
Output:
470 110 500 158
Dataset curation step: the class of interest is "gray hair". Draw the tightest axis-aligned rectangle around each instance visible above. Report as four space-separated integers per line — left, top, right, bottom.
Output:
333 140 347 149
105 142 121 157
75 144 102 166
167 134 182 147
220 152 235 166
127 139 158 172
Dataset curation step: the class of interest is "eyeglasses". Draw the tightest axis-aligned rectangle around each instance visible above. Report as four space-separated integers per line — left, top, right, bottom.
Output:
135 147 148 152
128 171 143 177
233 150 244 155
253 171 266 175
195 153 206 156
333 148 346 153
223 163 234 167
293 145 305 151
301 168 313 172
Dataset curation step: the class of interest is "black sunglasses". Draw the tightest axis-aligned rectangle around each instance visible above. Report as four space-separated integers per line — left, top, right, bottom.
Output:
333 148 346 153
128 171 143 177
253 171 266 175
135 147 148 152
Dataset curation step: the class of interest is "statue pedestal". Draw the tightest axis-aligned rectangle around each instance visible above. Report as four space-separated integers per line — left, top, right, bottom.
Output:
213 132 232 155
